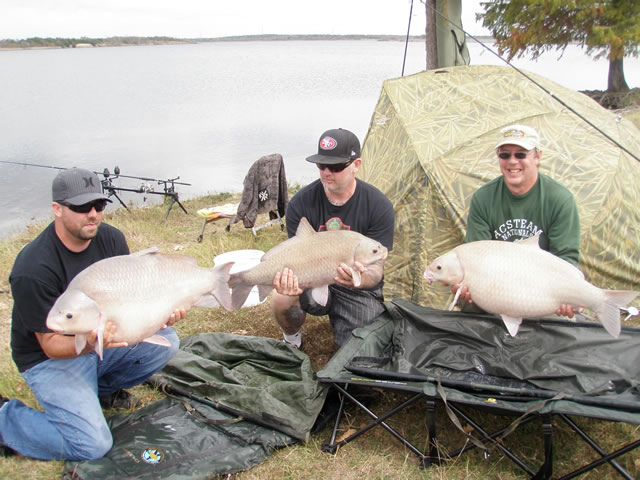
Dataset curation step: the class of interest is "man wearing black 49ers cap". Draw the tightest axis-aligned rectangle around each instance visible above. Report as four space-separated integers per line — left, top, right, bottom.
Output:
271 128 395 350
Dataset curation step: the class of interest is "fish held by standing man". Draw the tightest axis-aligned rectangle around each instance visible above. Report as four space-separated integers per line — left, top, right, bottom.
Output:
46 247 234 359
228 217 388 311
424 233 638 337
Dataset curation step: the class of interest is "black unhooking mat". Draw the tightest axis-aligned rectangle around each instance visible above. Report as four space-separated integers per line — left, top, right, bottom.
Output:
319 299 640 420
63 333 328 479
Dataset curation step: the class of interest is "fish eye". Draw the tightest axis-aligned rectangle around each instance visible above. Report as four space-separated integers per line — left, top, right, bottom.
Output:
66 313 73 319
373 249 378 254
437 266 442 270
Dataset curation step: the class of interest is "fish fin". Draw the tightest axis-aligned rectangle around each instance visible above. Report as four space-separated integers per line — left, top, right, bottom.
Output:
75 333 88 356
131 246 159 256
228 273 252 310
230 286 253 310
500 315 523 337
261 239 297 261
209 261 234 311
258 285 273 302
92 326 105 360
194 295 220 308
142 334 172 347
596 290 639 338
350 267 362 287
295 217 316 238
448 286 462 311
260 219 314 262
311 286 329 306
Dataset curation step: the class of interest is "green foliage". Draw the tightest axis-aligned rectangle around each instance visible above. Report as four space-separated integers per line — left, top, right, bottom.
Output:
0 36 186 49
478 0 640 91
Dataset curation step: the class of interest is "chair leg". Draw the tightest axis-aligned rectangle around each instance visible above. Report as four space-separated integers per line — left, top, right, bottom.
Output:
197 219 208 243
531 414 553 480
424 400 439 468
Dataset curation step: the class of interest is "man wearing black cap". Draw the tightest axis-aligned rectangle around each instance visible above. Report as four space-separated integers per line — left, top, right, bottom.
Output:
271 128 395 349
1 168 184 461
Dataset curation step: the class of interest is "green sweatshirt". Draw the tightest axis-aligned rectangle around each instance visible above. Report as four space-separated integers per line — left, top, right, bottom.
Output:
465 173 580 266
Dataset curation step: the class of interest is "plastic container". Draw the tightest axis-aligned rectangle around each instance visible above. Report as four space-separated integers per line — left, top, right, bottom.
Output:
213 249 266 307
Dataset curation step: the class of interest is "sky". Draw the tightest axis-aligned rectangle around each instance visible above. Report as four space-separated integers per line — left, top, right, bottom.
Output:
0 0 490 40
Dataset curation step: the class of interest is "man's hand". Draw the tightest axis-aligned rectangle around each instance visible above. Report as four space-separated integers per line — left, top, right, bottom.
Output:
334 261 365 288
273 267 304 296
452 284 473 304
88 321 128 351
556 304 584 319
161 308 187 329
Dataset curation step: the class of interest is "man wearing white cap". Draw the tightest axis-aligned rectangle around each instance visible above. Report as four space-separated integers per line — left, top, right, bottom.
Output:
459 124 581 317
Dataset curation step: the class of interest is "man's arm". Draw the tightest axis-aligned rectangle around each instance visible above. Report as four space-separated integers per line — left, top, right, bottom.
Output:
35 322 127 359
36 309 187 359
464 193 492 243
547 194 580 266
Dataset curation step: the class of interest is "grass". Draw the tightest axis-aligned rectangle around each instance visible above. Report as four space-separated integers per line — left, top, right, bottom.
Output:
0 193 639 479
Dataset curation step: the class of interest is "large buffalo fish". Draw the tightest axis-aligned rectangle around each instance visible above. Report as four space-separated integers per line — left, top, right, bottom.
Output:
46 247 233 359
424 233 638 338
228 217 388 310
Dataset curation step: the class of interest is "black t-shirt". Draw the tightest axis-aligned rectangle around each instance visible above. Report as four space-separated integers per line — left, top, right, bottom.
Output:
9 222 129 372
285 178 395 251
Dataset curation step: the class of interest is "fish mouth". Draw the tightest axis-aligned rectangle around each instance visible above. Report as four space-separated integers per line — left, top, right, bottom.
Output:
423 270 433 284
45 319 64 333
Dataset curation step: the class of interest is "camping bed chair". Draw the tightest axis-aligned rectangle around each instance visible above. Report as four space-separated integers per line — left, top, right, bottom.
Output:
317 299 640 479
198 153 288 242
196 203 238 242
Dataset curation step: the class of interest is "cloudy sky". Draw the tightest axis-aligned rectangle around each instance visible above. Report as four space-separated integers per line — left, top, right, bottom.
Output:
1 0 489 39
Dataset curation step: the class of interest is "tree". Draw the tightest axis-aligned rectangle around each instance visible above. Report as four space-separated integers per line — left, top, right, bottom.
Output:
477 0 640 92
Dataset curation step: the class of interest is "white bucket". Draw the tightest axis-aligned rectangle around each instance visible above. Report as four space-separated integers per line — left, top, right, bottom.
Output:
213 249 266 308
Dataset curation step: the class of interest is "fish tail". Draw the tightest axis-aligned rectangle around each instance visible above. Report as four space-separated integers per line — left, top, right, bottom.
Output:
596 290 639 338
211 262 234 311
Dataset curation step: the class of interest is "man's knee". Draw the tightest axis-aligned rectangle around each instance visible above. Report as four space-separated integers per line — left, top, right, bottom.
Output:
271 292 306 334
156 327 180 359
65 423 113 461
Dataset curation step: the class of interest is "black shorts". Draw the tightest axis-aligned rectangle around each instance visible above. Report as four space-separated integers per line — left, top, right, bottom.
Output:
299 283 385 346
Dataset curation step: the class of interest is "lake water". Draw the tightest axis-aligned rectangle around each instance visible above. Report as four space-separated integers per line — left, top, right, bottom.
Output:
1 39 638 238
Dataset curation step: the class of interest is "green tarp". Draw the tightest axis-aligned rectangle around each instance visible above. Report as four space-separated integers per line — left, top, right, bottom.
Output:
64 333 327 479
155 332 327 442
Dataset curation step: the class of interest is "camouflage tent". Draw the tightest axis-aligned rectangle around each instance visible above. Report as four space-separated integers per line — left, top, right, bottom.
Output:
359 65 640 309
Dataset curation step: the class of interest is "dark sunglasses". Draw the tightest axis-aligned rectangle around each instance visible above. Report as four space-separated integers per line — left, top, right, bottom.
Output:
316 159 354 173
498 151 529 160
61 199 108 213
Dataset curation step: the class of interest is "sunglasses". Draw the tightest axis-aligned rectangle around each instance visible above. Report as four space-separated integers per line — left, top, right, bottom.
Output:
61 199 108 213
316 159 354 173
498 151 529 160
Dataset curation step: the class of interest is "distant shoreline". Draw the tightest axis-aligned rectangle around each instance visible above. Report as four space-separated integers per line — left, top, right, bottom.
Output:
0 34 496 51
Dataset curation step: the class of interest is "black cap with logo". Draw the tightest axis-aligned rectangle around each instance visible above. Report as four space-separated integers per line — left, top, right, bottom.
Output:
52 167 111 206
305 128 361 165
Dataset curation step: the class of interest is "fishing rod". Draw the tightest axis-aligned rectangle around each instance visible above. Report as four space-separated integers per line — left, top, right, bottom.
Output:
0 160 191 219
418 3 640 164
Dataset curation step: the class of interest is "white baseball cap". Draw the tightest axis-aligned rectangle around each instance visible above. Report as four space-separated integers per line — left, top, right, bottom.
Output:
496 124 540 150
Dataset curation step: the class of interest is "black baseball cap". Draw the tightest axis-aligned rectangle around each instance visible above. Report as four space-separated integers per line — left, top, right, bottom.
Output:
306 128 361 165
52 167 111 206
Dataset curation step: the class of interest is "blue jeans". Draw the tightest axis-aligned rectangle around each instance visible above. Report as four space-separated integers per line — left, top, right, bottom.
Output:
0 328 179 461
